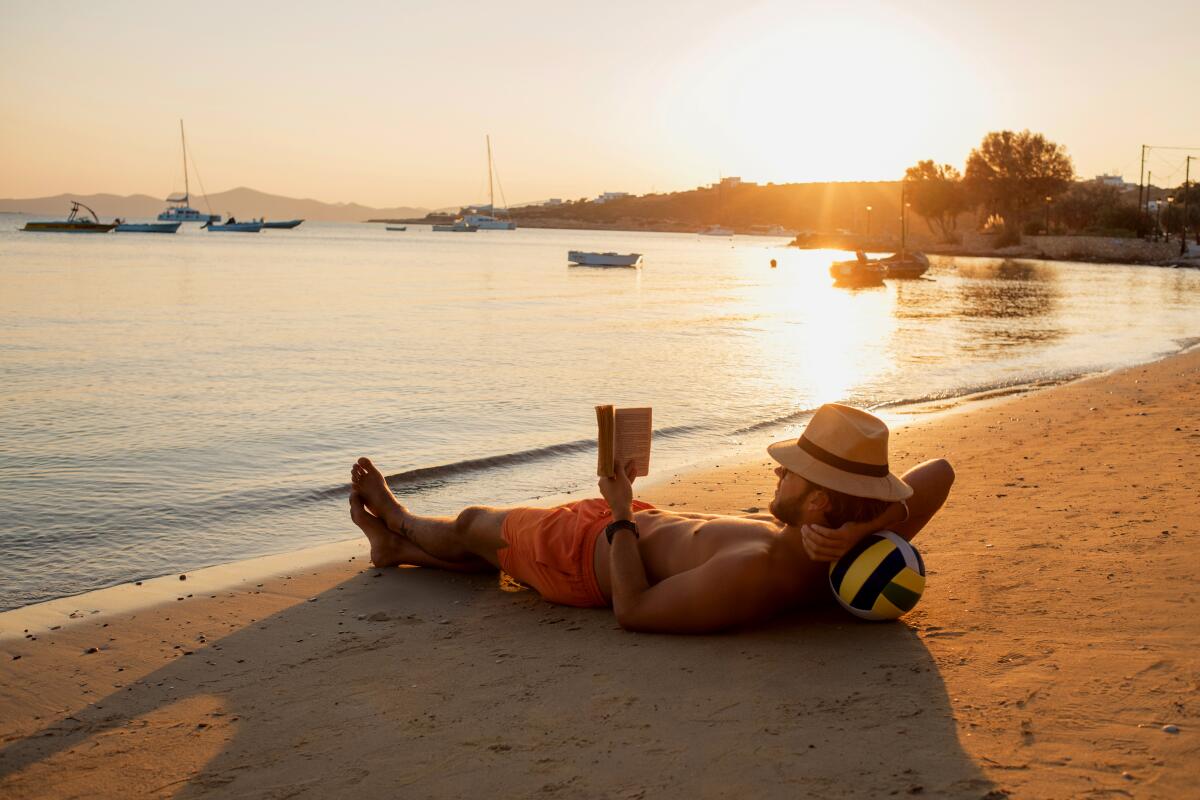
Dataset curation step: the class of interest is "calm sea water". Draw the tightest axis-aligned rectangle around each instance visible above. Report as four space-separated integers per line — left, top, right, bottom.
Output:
2 218 1198 610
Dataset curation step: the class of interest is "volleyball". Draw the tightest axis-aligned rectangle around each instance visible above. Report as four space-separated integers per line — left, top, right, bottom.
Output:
829 531 926 620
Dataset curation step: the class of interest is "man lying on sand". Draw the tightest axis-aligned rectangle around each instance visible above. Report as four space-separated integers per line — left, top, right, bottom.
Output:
350 404 954 633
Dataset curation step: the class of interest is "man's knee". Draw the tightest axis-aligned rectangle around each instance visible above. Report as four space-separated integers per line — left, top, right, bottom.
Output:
455 505 506 552
455 505 490 537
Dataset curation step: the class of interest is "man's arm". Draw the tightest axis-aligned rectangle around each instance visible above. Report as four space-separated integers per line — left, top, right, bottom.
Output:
802 458 955 561
598 459 771 633
609 544 770 633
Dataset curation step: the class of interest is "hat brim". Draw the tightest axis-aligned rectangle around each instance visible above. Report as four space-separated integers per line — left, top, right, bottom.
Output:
768 438 913 502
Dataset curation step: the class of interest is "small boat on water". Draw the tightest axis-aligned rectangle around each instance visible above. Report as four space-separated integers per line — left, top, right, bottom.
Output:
878 250 930 279
23 201 116 233
830 251 886 287
386 225 407 231
262 219 304 230
203 217 263 233
432 220 478 232
568 250 643 268
700 225 733 236
115 220 182 234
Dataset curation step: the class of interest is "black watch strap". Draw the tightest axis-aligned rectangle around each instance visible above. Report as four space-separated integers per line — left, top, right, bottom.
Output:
605 519 639 544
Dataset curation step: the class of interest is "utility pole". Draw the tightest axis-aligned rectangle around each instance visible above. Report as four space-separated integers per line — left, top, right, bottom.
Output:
1183 156 1193 257
1147 172 1152 240
1138 145 1146 212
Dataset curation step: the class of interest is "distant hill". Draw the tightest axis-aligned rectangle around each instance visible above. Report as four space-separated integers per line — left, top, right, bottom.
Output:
0 187 427 222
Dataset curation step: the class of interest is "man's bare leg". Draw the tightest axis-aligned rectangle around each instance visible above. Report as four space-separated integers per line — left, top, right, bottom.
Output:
350 491 493 572
351 457 509 569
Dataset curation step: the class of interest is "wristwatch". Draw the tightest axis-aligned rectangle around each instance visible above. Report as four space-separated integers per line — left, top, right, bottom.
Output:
605 519 639 544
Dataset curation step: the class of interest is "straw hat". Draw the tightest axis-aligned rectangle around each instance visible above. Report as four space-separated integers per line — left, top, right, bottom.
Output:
767 404 912 501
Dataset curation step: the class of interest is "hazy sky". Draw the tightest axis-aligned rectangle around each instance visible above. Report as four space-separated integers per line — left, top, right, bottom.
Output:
2 0 1197 208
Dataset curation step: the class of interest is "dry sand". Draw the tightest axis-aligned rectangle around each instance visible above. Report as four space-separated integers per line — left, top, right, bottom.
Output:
1 349 1198 799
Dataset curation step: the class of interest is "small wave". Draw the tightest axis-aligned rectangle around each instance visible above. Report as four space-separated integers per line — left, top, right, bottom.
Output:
305 422 708 501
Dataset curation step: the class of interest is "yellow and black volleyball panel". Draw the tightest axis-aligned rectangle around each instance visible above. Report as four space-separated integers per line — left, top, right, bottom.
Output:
829 531 926 621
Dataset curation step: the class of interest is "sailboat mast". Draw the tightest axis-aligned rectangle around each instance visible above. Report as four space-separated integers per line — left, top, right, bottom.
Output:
180 120 189 202
486 135 494 211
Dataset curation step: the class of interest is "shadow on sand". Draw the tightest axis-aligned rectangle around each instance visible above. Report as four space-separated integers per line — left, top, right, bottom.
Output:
1 568 999 798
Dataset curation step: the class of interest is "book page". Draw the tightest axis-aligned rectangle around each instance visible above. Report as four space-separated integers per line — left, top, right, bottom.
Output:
613 407 652 477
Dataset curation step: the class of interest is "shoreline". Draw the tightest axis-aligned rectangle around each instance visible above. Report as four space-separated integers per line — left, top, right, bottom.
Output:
1 341 1192 629
2 347 1198 796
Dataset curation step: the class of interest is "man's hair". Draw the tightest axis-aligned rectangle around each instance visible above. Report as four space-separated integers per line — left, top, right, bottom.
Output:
806 481 890 529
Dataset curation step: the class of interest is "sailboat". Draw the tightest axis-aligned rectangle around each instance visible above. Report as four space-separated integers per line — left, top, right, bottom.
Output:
158 121 220 224
461 135 516 230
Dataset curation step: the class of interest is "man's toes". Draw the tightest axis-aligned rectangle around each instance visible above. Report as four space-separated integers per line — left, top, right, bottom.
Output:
357 457 382 478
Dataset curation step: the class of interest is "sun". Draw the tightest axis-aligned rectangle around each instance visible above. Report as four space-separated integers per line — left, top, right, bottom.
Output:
656 3 986 184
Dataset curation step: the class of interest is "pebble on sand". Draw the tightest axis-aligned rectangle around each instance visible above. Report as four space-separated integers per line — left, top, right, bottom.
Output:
179 574 187 581
1162 724 1180 734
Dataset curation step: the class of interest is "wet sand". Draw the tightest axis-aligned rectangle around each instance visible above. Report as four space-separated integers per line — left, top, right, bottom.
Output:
1 349 1198 798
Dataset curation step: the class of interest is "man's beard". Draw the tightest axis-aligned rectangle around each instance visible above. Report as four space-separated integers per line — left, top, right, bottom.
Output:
769 494 804 526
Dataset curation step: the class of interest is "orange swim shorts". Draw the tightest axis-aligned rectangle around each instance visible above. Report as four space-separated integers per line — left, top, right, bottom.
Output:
498 498 656 608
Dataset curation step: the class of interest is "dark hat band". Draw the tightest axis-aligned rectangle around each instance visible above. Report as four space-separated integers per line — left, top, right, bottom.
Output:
797 436 890 478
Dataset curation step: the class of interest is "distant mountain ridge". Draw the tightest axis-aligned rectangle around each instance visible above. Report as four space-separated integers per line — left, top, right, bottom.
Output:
0 187 428 222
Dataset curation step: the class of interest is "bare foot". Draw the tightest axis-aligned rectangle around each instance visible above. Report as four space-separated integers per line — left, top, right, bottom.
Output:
349 490 405 568
350 457 408 533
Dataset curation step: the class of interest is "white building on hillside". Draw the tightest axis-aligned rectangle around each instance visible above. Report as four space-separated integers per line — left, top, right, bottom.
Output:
595 191 629 204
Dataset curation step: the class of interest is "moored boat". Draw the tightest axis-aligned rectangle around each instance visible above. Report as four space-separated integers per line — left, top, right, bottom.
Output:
385 225 407 231
830 251 886 287
22 201 116 233
432 220 478 232
158 121 220 224
262 219 304 230
700 225 733 236
115 221 182 233
568 250 643 268
879 250 930 279
203 217 263 232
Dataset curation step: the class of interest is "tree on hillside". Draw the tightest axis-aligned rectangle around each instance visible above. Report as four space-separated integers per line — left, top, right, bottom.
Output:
904 160 968 242
963 130 1074 230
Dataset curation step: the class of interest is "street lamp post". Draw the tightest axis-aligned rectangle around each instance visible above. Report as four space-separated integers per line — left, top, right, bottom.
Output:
866 205 872 238
1044 196 1052 234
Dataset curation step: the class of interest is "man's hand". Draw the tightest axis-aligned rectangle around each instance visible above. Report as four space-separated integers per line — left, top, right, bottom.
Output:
801 521 872 562
598 458 637 520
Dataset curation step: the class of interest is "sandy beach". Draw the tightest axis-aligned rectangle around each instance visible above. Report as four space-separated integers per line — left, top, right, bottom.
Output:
1 348 1197 798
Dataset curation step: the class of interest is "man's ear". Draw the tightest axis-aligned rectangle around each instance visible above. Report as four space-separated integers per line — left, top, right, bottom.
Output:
805 489 830 513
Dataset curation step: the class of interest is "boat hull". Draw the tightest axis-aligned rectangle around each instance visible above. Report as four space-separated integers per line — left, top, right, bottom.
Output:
386 226 407 231
880 252 930 279
830 260 885 287
432 223 478 232
204 222 263 232
568 250 643 267
116 222 182 233
22 221 116 233
262 219 304 229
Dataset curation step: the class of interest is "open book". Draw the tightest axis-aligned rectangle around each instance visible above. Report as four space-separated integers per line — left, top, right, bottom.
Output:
595 405 653 478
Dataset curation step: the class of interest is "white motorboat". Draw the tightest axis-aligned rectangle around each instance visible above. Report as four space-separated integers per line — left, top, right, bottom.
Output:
568 250 643 268
116 221 181 233
432 221 478 232
158 121 221 224
204 218 263 232
700 225 733 236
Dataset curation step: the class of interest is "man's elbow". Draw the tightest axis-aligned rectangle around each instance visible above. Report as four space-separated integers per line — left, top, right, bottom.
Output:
934 458 956 490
